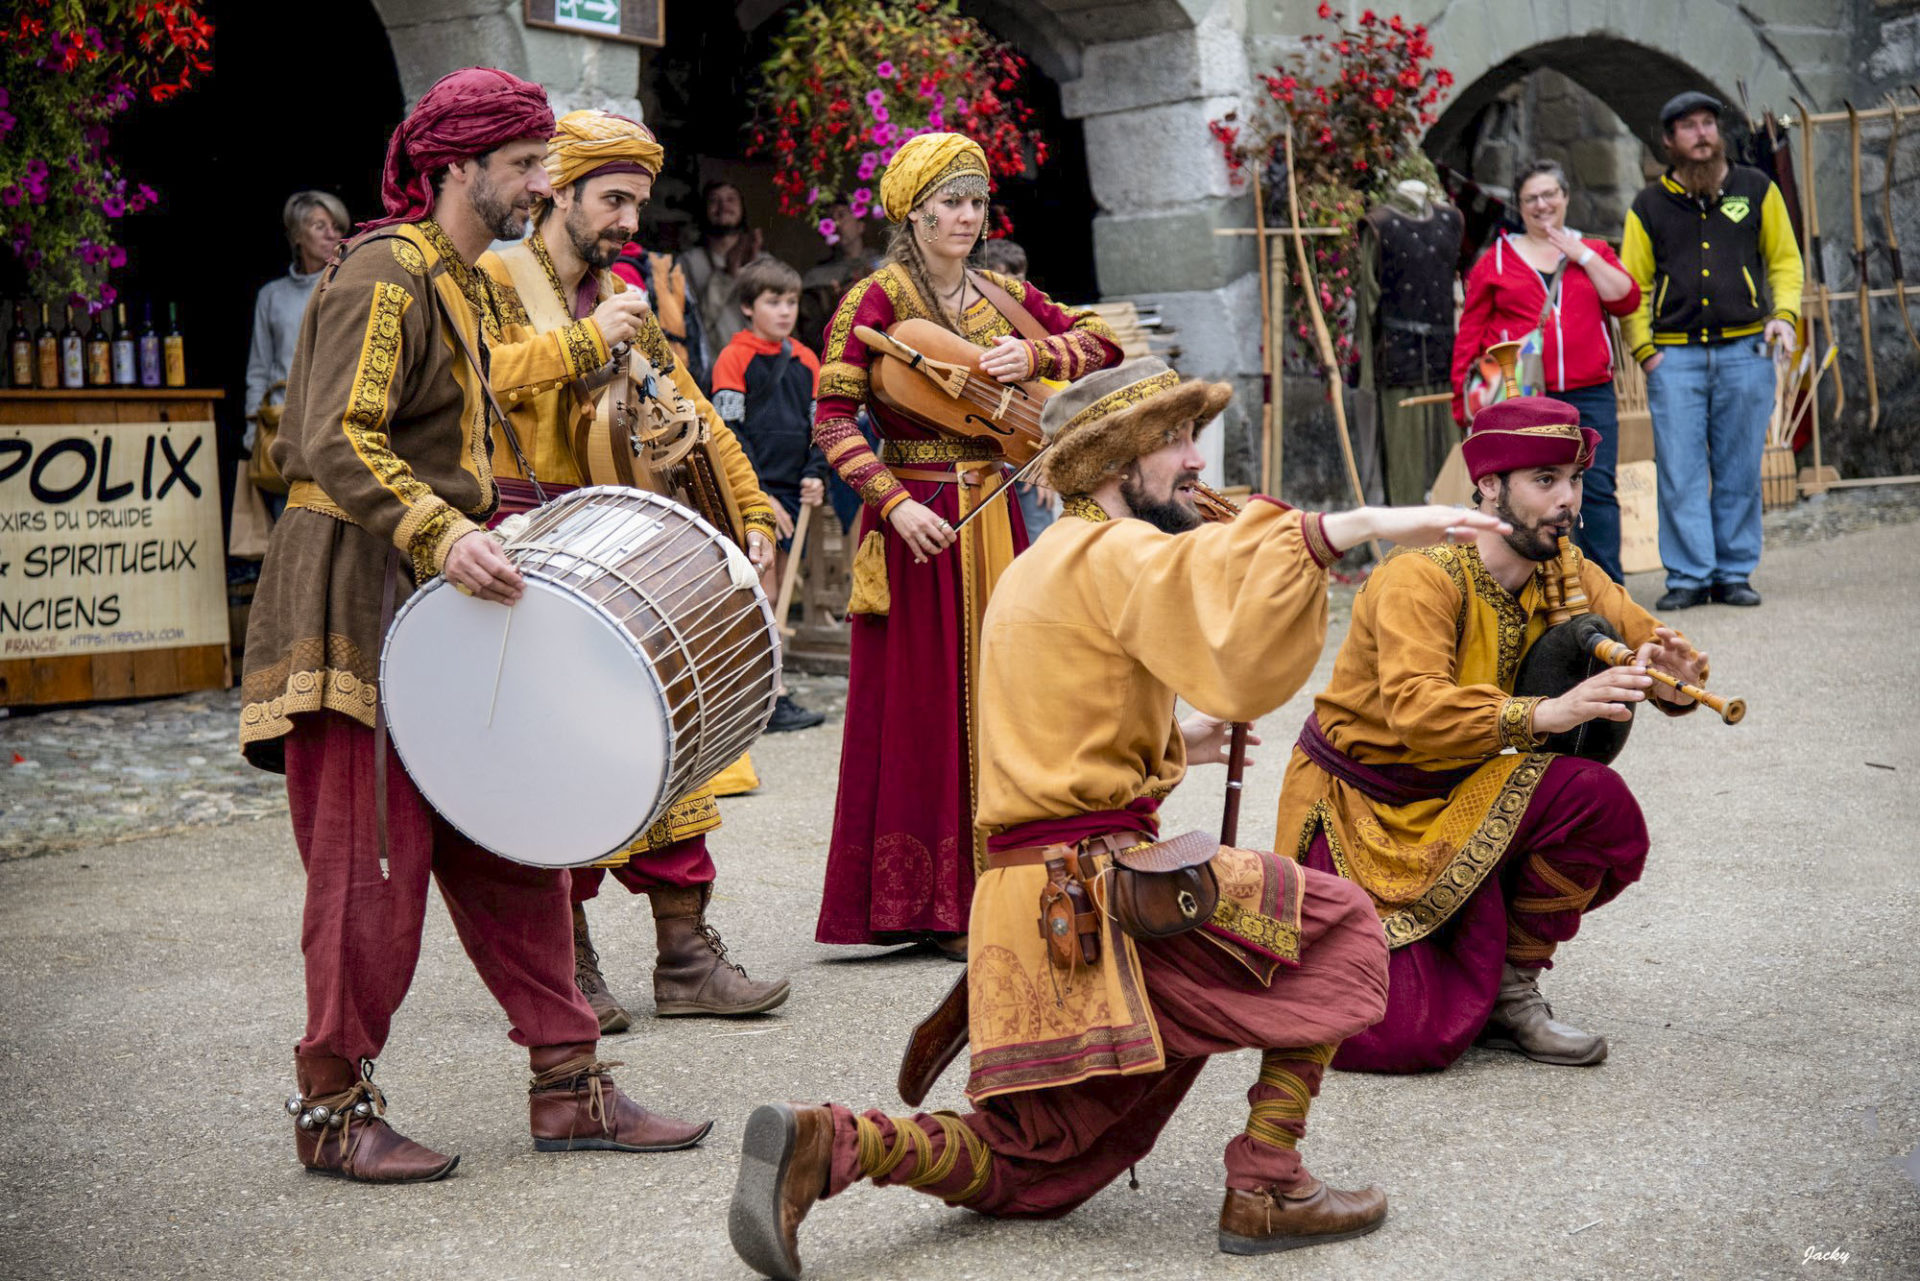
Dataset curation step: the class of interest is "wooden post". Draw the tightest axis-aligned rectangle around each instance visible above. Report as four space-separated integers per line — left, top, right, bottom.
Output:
1251 166 1276 497
1269 244 1287 496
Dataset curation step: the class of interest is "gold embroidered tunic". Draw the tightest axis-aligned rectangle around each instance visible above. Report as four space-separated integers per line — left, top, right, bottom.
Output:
474 232 779 858
964 498 1339 1100
1273 543 1682 946
239 221 607 768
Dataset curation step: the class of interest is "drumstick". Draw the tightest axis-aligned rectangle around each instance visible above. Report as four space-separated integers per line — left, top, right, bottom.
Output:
485 607 516 729
775 503 811 637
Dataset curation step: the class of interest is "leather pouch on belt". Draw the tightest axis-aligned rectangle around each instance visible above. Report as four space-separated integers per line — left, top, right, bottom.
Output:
1039 855 1101 969
1105 830 1220 941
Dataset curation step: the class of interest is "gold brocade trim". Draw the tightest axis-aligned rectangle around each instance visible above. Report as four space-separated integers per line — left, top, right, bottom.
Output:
1062 494 1108 523
238 634 382 743
1058 370 1180 435
881 438 995 465
560 318 603 381
818 363 867 402
910 153 991 210
389 239 426 277
1477 424 1586 439
285 482 352 524
343 281 431 508
1415 544 1471 647
1209 896 1301 964
1499 696 1544 751
633 311 677 375
742 509 780 541
1301 511 1338 568
1461 544 1528 687
1312 754 1555 949
527 225 572 312
417 220 508 340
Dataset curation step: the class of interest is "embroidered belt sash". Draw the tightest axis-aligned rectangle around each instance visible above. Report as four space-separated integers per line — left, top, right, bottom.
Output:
1295 712 1476 806
882 438 997 465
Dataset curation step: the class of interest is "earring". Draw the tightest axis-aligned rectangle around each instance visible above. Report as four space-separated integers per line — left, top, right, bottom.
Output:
920 212 939 241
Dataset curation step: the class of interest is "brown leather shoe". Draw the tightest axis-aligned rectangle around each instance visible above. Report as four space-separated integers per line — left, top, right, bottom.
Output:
573 903 634 1035
1218 1178 1388 1254
1482 963 1608 1066
527 1045 712 1153
651 885 791 1017
729 1103 834 1281
291 1054 457 1184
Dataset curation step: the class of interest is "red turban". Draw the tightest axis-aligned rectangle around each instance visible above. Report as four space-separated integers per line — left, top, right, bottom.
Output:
361 67 555 232
1462 395 1600 482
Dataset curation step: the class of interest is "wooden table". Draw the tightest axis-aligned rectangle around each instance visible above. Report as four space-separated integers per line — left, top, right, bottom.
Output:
0 388 231 706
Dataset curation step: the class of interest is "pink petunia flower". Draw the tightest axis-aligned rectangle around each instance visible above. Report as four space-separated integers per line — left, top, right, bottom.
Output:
872 105 889 124
929 111 944 130
876 61 895 79
108 245 126 268
818 217 837 238
865 89 885 110
0 187 19 208
102 194 126 217
853 187 872 204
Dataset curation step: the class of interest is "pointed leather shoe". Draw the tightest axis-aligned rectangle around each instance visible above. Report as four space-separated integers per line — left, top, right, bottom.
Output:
1481 963 1608 1066
729 1103 834 1281
1218 1179 1388 1254
528 1047 712 1153
652 885 791 1017
292 1054 457 1183
573 903 634 1035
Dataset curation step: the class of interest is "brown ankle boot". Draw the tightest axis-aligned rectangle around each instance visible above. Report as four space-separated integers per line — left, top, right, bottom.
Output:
290 1054 458 1183
650 885 791 1017
728 1103 834 1281
1218 1177 1388 1254
573 903 633 1034
527 1043 713 1153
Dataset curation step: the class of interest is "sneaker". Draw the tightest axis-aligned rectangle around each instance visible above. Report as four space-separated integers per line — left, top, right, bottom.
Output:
765 694 825 733
1709 580 1761 606
1656 587 1709 611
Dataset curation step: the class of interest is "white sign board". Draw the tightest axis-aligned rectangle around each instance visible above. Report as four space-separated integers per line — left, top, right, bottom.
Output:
0 419 229 658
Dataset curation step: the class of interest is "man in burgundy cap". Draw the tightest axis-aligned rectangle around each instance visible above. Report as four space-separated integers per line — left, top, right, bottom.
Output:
1275 395 1710 1073
240 67 704 1182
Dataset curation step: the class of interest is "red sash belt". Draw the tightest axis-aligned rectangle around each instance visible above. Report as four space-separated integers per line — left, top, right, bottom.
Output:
487 477 579 527
1295 713 1477 807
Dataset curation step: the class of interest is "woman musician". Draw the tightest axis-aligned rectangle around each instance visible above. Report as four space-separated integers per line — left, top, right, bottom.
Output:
812 132 1122 957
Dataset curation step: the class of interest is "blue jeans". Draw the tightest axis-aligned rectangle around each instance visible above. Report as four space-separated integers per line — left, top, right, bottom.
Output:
1015 481 1056 539
1547 383 1622 584
1643 338 1771 590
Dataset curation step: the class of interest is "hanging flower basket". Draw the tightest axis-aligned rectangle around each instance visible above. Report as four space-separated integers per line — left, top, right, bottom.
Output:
745 0 1049 243
0 1 212 309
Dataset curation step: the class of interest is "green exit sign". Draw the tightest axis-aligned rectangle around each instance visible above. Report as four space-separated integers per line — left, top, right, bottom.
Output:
524 0 663 45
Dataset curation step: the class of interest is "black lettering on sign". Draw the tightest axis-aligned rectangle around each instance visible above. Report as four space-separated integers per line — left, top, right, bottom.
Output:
29 439 94 504
94 434 134 503
155 435 202 501
0 439 28 486
0 593 123 633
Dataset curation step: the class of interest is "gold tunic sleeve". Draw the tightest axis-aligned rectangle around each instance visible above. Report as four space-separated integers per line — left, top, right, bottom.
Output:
1370 552 1531 757
1093 499 1335 722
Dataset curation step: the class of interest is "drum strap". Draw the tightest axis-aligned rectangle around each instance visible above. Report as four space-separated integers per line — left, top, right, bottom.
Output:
373 551 406 881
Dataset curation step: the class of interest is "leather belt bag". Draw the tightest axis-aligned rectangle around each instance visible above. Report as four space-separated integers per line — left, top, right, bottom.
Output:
989 829 1221 969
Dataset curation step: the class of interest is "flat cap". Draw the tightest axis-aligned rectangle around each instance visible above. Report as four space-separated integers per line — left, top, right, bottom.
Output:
1660 90 1724 129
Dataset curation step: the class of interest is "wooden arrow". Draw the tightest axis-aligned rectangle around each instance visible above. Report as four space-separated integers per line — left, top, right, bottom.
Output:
1794 98 1845 418
1846 101 1880 429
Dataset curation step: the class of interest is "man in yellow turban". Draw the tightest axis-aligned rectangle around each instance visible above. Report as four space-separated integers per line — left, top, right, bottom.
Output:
478 109 792 1031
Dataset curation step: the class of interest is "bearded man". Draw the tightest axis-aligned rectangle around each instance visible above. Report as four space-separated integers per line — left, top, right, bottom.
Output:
476 109 789 1031
1621 90 1802 611
725 361 1511 1278
1274 395 1710 1074
241 69 709 1183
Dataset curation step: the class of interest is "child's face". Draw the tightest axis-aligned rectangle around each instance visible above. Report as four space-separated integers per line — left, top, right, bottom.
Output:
746 289 799 340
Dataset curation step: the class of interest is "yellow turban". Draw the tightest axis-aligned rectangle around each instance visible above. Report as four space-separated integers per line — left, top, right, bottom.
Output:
544 109 665 192
878 132 990 223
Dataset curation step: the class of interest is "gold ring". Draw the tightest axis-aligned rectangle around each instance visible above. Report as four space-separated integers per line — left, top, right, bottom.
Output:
455 582 475 597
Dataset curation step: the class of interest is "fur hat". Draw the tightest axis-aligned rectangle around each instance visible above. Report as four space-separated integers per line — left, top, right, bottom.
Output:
1037 359 1232 495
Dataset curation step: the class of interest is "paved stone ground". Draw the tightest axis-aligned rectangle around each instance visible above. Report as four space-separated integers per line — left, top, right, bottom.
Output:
2 509 1917 1280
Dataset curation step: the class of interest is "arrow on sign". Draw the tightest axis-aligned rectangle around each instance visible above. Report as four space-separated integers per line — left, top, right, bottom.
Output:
562 0 619 21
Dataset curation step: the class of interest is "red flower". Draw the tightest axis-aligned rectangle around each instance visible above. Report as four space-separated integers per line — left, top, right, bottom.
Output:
1317 1 1333 16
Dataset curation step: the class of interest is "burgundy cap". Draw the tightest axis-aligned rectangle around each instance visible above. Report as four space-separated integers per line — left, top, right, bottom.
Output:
1462 395 1601 482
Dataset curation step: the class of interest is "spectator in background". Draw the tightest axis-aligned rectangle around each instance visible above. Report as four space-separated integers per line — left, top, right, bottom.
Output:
800 202 883 357
1621 92 1801 610
683 181 762 362
712 256 829 734
974 238 1056 537
610 238 711 387
244 191 348 517
1451 160 1639 582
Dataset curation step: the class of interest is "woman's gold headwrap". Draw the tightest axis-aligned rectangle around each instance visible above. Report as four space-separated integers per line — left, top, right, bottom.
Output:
878 132 990 222
544 109 665 193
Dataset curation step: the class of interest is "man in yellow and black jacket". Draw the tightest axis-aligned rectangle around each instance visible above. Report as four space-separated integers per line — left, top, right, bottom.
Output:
1620 90 1801 611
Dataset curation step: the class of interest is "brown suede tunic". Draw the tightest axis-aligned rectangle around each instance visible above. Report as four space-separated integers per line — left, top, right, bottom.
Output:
238 219 607 770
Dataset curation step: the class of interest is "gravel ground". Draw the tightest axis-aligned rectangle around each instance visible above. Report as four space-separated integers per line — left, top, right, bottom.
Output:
3 484 1915 863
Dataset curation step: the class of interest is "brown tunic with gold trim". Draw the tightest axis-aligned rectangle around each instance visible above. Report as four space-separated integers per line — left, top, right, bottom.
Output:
239 220 608 770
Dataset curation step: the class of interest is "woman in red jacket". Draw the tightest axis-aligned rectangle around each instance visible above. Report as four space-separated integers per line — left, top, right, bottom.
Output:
1452 160 1641 580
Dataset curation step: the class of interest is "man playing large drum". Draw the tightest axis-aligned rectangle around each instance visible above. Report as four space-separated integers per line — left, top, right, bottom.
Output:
240 68 709 1183
477 109 790 1030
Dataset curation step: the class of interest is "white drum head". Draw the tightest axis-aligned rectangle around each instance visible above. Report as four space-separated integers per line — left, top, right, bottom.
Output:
380 578 669 867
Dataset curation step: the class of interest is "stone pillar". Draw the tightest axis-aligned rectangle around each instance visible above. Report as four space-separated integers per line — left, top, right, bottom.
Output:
372 0 639 119
1061 11 1262 487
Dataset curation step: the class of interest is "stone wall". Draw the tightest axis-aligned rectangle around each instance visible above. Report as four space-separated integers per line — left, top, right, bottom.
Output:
1461 70 1653 238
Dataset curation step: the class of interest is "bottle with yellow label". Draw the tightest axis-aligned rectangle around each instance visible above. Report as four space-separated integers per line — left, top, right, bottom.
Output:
163 301 186 387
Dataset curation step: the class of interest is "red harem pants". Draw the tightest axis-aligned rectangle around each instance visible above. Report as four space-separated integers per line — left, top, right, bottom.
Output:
285 712 601 1063
570 837 716 902
1305 754 1649 1074
822 862 1389 1218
